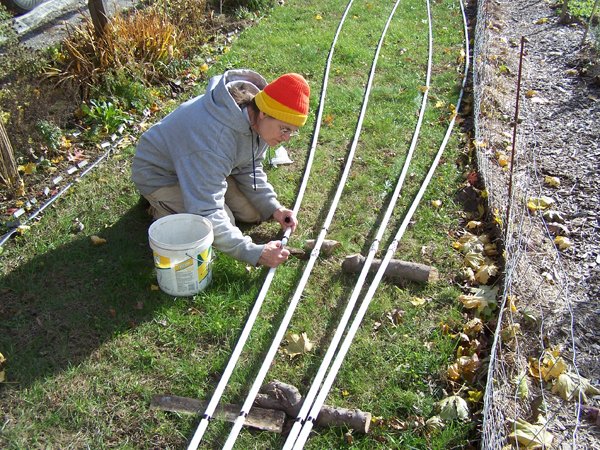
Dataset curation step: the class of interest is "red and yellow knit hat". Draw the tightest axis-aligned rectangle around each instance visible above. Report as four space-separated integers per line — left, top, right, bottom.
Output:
255 73 310 127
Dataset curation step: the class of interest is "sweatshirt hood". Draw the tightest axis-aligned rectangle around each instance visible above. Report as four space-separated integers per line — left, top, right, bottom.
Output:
204 69 268 134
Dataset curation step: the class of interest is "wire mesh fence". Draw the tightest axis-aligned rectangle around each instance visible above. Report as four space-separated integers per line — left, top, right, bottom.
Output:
472 0 597 449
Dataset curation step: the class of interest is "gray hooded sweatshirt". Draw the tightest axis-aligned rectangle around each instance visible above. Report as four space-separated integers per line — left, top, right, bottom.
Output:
132 69 282 266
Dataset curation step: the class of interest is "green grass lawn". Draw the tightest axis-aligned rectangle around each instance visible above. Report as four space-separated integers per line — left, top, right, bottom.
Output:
0 0 480 448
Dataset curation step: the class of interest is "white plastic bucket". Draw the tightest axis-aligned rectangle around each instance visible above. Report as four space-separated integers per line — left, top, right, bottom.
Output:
148 213 214 297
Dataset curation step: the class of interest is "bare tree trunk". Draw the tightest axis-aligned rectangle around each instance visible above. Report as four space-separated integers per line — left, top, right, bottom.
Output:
0 118 23 197
88 0 109 37
581 0 600 45
559 0 572 24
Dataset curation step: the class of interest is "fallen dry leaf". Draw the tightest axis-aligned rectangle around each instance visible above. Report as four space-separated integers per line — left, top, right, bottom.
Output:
18 162 37 175
501 323 521 342
90 235 107 246
484 243 499 256
458 285 499 318
525 89 537 98
463 318 484 337
544 175 560 187
437 396 469 421
461 267 476 283
425 415 444 433
447 354 481 383
464 251 485 270
527 196 555 211
528 347 568 382
467 389 483 403
409 297 427 307
543 210 566 223
508 416 553 449
386 308 404 327
16 225 31 236
554 236 572 250
282 332 314 358
475 263 498 284
552 371 600 403
497 151 509 167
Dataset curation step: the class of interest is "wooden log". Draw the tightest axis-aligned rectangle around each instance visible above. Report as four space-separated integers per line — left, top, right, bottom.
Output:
256 380 302 416
305 239 340 256
316 404 371 434
287 246 308 259
150 395 285 433
255 381 371 433
341 254 438 283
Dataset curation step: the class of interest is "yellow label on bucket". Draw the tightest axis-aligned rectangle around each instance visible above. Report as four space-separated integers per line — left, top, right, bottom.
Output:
175 258 193 271
154 252 171 268
197 248 211 280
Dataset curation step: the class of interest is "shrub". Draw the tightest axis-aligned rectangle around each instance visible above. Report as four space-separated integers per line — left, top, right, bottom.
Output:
47 5 181 98
35 120 64 155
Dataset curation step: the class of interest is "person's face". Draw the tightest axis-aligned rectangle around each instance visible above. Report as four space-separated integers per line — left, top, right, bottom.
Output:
256 112 299 147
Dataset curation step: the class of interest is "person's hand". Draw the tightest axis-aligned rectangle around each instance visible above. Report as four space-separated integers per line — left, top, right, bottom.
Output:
272 207 297 233
258 240 290 268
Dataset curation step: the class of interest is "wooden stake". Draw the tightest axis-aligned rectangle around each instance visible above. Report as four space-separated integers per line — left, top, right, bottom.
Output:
255 381 372 433
151 395 285 433
342 253 438 283
305 239 340 256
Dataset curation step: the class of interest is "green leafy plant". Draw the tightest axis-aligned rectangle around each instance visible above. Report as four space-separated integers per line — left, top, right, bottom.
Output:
559 0 596 18
35 120 63 154
80 99 130 134
98 71 155 112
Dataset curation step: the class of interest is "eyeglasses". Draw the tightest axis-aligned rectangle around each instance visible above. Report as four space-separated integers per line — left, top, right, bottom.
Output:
265 115 299 138
280 126 299 138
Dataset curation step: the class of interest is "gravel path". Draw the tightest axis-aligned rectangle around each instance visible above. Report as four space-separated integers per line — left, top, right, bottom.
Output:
10 0 135 49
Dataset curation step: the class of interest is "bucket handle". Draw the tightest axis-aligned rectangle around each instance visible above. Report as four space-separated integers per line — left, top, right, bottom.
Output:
185 251 216 265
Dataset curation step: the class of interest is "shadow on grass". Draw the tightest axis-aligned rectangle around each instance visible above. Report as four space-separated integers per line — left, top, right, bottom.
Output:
0 203 174 389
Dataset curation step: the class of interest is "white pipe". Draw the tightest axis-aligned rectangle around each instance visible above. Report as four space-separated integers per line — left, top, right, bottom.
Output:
186 246 286 450
292 0 470 447
186 1 356 448
221 0 399 444
282 0 432 446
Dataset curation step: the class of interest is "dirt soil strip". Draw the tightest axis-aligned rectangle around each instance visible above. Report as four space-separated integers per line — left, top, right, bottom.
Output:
474 0 599 448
